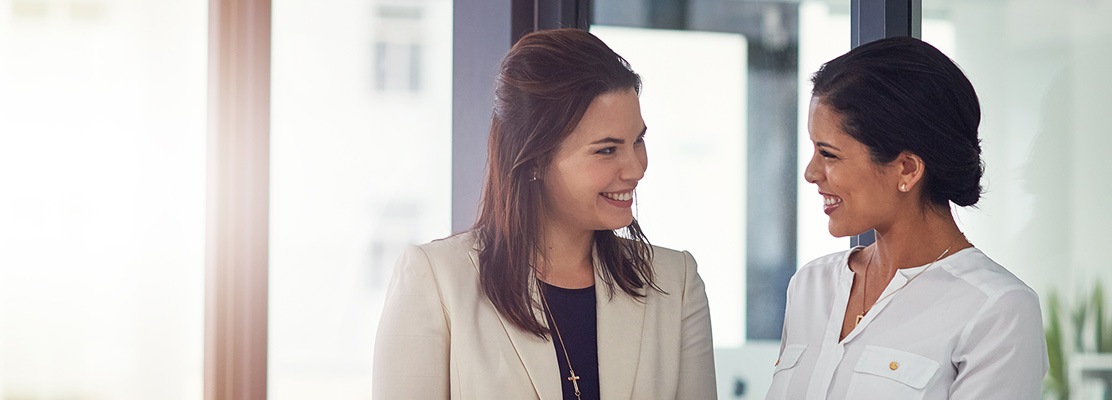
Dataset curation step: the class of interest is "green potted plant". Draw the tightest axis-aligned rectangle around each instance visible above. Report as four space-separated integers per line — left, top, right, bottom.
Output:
1045 281 1112 400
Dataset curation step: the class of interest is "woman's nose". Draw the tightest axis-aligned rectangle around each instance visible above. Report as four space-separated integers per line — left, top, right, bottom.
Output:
803 154 820 184
622 150 647 182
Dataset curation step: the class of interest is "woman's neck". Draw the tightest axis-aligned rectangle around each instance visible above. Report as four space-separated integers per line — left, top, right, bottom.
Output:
536 226 595 289
871 208 970 277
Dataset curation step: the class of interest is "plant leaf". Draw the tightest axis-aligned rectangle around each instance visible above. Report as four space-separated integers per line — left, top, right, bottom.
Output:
1046 291 1069 399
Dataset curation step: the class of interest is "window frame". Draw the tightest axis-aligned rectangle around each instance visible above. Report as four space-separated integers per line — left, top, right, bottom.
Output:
202 0 920 397
205 0 271 399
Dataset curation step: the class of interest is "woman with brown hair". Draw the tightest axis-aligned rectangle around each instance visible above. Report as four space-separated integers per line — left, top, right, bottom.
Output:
372 28 717 400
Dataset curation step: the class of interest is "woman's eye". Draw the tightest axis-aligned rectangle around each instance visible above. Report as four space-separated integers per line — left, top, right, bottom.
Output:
634 135 646 145
819 150 837 159
596 147 616 155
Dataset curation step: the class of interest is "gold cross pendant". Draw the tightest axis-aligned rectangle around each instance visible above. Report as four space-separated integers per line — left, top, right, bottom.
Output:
567 370 582 398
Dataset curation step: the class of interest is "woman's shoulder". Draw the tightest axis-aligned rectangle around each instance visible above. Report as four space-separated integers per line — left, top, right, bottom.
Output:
618 243 694 289
939 247 1038 299
796 248 857 276
647 243 696 271
399 231 480 275
648 243 690 263
417 230 478 253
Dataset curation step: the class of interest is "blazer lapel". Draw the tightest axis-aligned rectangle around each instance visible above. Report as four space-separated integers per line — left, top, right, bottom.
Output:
467 246 562 400
594 250 647 400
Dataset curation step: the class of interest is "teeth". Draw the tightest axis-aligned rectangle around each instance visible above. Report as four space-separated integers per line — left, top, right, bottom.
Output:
823 196 841 206
603 191 633 201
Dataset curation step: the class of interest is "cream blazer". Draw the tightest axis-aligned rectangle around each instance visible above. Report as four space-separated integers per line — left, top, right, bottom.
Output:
372 232 717 399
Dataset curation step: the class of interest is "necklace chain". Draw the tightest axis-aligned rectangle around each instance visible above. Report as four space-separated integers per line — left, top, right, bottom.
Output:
856 235 963 326
538 280 582 400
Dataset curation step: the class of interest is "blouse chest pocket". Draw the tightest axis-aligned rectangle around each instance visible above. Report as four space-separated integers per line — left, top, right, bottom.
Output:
765 344 807 400
844 345 940 400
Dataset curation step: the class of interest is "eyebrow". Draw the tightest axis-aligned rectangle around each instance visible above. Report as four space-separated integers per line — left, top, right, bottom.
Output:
816 141 842 151
589 126 648 145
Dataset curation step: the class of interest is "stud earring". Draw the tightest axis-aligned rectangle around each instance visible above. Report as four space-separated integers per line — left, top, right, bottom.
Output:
899 183 908 192
529 169 539 182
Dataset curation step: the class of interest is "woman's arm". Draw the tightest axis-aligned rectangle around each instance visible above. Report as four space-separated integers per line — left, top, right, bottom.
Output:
372 245 451 399
949 287 1048 399
676 250 718 399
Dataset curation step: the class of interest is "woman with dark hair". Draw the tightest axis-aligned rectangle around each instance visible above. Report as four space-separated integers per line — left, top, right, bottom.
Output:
373 28 717 400
766 36 1047 400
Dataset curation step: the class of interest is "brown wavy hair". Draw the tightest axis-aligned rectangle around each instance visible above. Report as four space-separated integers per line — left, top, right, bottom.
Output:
473 28 660 338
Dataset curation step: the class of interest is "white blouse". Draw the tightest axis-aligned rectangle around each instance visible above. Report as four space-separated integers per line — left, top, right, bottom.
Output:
766 247 1048 400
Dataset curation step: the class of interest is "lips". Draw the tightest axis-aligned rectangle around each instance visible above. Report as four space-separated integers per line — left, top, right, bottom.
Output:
600 190 635 208
821 193 842 215
601 191 633 201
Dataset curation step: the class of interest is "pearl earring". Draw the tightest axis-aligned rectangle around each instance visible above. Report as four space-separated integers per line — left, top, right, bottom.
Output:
899 183 908 192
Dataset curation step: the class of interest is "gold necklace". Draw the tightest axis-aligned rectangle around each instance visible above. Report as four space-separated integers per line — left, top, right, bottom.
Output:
855 235 963 326
538 280 582 400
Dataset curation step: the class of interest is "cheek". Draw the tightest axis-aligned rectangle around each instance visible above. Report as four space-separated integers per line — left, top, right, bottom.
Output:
543 169 575 202
827 168 861 200
821 164 838 186
838 173 888 205
560 167 604 203
579 164 611 187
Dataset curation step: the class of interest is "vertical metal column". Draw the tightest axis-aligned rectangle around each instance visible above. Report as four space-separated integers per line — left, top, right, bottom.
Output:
451 0 512 233
851 0 921 47
848 0 920 246
536 0 591 30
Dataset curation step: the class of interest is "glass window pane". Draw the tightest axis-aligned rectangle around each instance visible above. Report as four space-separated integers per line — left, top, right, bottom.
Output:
922 1 1112 396
593 1 848 397
592 25 749 347
0 1 207 398
268 0 453 397
796 1 852 265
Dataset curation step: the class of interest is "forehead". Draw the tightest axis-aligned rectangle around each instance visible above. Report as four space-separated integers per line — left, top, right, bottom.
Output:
565 88 644 142
807 96 850 142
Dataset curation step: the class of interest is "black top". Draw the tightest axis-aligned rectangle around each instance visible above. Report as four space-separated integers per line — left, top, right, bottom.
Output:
541 281 600 400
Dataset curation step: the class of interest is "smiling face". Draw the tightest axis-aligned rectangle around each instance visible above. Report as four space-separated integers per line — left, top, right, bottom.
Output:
803 97 904 237
541 87 647 235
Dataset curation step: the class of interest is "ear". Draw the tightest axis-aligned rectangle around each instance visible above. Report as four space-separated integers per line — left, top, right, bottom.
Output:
894 151 925 193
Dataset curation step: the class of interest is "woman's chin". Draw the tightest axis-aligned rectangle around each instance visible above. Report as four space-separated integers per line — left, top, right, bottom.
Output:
600 217 634 232
827 223 870 239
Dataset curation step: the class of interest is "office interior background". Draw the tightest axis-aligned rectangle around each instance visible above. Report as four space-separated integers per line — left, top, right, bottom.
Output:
0 0 1109 398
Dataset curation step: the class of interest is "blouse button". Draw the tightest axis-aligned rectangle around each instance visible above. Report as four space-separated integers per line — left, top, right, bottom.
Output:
775 359 780 366
889 361 899 370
